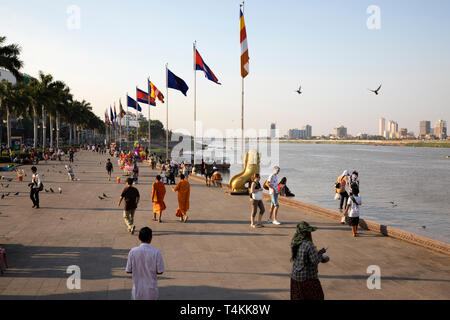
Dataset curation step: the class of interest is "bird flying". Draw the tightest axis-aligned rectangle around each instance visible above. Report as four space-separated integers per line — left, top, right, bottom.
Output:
369 84 382 95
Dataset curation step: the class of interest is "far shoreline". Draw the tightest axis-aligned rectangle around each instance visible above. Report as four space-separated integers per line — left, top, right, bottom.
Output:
277 139 450 148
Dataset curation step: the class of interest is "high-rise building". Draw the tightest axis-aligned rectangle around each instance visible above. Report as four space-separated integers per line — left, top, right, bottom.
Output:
379 118 386 136
419 120 431 137
434 120 447 139
334 126 347 138
302 125 312 138
288 128 306 140
270 123 277 139
400 128 408 139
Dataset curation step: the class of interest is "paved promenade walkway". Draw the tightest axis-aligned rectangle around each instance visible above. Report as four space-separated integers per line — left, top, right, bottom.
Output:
0 151 449 300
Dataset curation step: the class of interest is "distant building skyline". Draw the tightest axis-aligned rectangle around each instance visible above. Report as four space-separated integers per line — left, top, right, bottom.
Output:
334 126 348 138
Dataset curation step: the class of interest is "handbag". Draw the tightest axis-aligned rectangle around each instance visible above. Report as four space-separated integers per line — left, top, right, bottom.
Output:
334 193 340 201
340 215 346 224
252 190 263 201
263 180 270 190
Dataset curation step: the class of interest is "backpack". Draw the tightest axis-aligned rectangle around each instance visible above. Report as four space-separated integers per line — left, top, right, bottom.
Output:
335 176 344 189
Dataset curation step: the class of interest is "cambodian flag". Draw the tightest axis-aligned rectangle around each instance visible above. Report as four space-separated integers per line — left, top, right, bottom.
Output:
195 49 221 85
136 88 150 105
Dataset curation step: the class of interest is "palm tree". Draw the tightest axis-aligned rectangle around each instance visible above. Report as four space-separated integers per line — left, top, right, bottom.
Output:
34 72 57 149
0 80 29 147
0 36 23 81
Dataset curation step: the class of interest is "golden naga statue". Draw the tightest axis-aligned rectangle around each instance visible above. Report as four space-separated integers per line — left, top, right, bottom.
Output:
230 149 260 194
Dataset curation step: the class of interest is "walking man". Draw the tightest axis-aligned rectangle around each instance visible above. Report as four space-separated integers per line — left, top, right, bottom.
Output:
172 174 190 223
126 227 165 300
106 159 113 181
118 178 140 234
29 166 43 209
268 166 281 225
69 149 74 163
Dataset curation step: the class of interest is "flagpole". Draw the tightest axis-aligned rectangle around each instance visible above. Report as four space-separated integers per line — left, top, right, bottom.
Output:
193 41 197 166
241 1 245 169
119 100 122 151
126 93 129 148
147 78 151 156
166 63 169 160
136 86 139 144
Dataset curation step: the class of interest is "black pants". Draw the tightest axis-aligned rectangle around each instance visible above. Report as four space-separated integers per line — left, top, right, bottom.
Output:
339 191 349 209
30 188 40 207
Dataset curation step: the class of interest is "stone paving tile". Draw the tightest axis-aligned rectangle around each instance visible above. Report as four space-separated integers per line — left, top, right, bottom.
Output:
0 151 449 300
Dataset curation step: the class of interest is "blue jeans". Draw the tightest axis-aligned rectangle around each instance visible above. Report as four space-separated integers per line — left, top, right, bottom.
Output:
270 193 279 207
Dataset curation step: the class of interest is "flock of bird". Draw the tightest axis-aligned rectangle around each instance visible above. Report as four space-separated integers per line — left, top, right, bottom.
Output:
295 84 382 95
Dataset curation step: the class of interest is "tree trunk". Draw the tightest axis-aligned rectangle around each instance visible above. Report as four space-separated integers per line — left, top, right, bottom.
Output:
69 123 73 145
42 108 47 149
49 114 54 148
56 112 60 149
33 108 38 149
6 109 11 149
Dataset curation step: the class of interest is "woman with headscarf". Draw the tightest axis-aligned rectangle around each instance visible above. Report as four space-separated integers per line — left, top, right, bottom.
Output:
290 221 327 300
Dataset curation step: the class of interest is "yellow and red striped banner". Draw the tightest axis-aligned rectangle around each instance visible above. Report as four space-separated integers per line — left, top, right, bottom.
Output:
240 8 249 78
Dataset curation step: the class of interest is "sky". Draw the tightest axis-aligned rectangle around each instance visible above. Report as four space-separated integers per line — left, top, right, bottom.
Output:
1 0 449 137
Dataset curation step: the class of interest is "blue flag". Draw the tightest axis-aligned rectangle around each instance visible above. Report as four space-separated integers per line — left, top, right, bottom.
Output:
167 69 189 96
110 107 114 128
127 95 142 112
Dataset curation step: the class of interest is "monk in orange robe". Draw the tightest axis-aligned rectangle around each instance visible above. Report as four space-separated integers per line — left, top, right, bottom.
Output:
172 174 190 222
152 175 167 223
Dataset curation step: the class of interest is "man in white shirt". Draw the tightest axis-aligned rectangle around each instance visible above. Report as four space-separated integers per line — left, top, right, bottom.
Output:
126 227 165 300
268 166 281 225
29 166 43 209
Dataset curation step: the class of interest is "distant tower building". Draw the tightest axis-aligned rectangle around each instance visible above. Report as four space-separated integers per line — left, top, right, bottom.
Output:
434 120 447 139
334 126 347 138
302 125 312 138
288 129 300 140
419 120 431 137
270 123 277 139
379 118 385 136
400 128 408 139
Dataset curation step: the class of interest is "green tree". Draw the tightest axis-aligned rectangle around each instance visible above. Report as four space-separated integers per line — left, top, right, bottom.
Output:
0 36 23 81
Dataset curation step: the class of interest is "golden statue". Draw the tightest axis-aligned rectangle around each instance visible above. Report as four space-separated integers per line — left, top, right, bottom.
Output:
230 149 260 194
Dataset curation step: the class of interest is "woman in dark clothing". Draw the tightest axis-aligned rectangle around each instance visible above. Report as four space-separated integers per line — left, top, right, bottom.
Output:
278 177 295 197
290 221 327 300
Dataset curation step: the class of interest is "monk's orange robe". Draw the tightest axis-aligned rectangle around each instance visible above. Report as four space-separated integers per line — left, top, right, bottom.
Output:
152 180 166 214
173 179 190 217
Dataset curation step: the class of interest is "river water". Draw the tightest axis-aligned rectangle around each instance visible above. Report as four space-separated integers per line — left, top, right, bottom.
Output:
202 142 450 243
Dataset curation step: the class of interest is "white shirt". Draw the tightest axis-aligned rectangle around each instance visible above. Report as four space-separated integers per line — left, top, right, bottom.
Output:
32 173 42 189
126 243 165 300
347 196 362 217
268 174 279 195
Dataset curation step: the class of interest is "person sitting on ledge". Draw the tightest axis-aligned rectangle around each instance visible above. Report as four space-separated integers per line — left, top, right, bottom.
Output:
278 177 295 197
211 167 223 187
